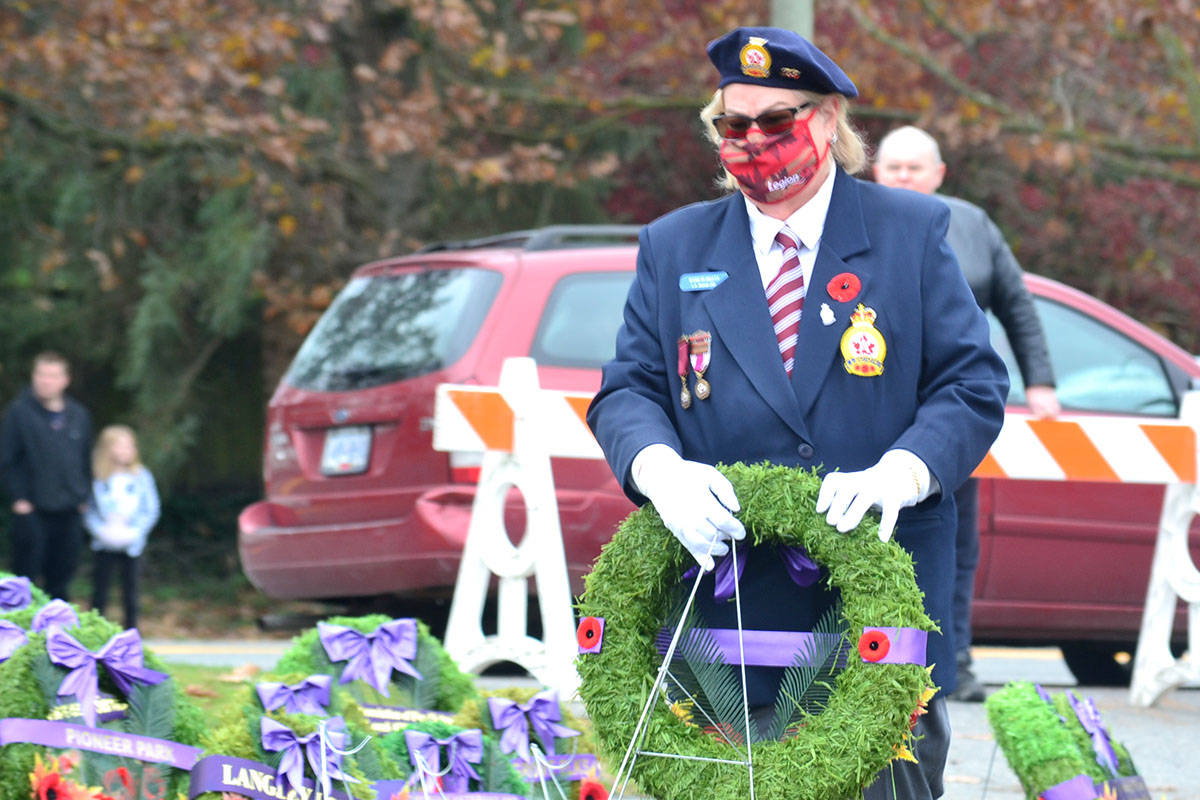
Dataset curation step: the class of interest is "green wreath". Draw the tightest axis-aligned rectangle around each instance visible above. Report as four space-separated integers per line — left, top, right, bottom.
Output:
272 614 477 712
576 462 937 800
985 681 1139 799
0 608 205 800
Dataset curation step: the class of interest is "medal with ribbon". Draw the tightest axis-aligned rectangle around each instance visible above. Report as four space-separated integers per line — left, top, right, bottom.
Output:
688 330 712 400
677 335 691 409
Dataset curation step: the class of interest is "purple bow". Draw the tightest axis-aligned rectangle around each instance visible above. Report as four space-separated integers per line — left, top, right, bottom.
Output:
46 628 168 727
318 619 422 696
0 576 32 612
261 716 356 798
404 728 483 793
685 543 821 602
0 620 27 662
1067 691 1120 776
31 599 80 633
488 690 580 761
257 675 333 716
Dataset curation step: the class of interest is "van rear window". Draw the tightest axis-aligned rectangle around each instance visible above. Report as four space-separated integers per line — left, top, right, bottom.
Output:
284 268 502 391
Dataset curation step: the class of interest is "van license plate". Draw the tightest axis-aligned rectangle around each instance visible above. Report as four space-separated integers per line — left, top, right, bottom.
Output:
321 426 372 476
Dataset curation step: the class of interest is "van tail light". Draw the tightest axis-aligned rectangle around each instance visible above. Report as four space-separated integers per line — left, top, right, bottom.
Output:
449 451 483 484
267 421 299 471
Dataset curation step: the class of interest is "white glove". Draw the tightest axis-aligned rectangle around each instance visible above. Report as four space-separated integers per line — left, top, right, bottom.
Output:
815 450 930 543
632 444 746 571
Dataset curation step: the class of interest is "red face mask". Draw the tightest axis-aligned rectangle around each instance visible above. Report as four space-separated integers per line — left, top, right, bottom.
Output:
718 111 830 205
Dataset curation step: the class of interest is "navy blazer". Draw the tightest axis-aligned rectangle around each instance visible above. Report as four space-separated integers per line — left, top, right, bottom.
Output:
587 168 1009 695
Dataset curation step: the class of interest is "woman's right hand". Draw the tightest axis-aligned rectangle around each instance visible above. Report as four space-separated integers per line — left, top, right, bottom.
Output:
633 444 746 572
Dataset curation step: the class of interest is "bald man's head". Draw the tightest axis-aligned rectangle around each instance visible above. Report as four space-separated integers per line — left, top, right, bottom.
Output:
874 125 946 195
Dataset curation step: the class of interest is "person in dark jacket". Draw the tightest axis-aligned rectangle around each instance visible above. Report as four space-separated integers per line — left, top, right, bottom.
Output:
875 125 1059 701
1 352 93 600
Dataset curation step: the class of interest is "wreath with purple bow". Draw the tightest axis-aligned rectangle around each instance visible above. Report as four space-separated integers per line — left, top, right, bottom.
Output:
576 462 938 800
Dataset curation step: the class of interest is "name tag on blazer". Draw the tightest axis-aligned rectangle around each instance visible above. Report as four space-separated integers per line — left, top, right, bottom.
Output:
679 271 729 292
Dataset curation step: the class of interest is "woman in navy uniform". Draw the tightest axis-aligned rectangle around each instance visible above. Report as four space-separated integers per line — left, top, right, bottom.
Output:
586 26 1009 800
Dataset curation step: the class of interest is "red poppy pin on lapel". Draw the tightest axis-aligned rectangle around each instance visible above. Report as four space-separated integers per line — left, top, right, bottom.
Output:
827 272 861 303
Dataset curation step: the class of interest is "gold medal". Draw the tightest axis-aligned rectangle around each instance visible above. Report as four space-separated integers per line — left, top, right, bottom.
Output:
840 304 886 377
689 330 712 400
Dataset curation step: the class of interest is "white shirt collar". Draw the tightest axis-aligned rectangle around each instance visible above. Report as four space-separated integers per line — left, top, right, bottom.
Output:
744 165 837 256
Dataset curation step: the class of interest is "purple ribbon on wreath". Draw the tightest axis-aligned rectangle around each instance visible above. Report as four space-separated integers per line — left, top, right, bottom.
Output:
684 542 821 602
257 675 333 716
318 619 422 696
487 689 580 761
261 716 356 798
404 728 483 793
0 576 32 612
31 599 80 633
0 620 27 663
1066 691 1120 776
46 628 168 727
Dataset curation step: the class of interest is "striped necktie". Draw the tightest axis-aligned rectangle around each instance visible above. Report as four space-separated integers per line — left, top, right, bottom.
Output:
767 227 806 375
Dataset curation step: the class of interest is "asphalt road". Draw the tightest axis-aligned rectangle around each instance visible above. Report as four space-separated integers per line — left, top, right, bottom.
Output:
147 640 1200 799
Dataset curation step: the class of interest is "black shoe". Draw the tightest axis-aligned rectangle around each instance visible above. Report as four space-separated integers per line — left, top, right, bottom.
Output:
950 666 986 702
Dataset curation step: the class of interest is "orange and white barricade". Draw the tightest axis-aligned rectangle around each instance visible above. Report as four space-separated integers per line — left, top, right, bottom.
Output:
969 404 1200 706
433 358 599 695
435 358 1200 704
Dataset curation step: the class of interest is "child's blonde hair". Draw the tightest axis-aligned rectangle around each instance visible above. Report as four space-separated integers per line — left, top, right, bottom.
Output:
93 425 143 481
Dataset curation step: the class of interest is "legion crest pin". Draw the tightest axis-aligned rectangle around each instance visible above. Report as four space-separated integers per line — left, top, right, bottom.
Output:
840 304 886 377
739 37 771 78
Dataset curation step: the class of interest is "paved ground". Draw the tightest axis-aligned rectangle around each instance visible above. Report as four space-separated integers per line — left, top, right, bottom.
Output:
946 649 1200 800
148 639 1200 798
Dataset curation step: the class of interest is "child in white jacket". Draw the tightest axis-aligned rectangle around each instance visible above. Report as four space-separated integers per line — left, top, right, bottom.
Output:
84 425 160 629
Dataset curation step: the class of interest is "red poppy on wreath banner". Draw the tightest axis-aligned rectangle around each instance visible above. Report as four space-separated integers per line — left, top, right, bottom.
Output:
579 777 610 800
827 272 861 303
577 616 605 654
858 629 891 662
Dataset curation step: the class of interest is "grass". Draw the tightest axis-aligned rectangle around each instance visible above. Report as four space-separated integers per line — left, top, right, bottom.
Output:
166 663 258 720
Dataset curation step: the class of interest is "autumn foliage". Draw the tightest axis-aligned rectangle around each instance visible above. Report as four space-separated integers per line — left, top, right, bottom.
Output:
1 0 1198 485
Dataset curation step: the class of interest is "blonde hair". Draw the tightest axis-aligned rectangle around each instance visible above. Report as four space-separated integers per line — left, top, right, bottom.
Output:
699 87 868 188
93 425 143 481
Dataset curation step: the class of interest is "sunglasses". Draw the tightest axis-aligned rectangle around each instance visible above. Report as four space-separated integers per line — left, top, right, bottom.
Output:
712 103 816 140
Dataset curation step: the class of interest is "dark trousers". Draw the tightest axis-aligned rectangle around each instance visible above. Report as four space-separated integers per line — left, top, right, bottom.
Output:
861 696 950 799
10 509 82 600
952 479 980 662
92 550 141 630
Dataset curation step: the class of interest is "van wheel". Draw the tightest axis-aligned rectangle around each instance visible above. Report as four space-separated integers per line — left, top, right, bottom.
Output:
1058 642 1132 686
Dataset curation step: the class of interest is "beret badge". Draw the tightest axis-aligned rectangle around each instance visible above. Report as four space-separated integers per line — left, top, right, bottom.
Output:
781 66 801 80
739 37 771 78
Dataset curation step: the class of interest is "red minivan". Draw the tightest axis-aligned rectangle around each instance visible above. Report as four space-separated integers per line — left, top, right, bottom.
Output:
239 225 1200 684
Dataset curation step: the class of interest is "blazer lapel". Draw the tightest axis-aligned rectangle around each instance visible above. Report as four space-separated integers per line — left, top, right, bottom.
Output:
790 169 873 418
701 196 808 440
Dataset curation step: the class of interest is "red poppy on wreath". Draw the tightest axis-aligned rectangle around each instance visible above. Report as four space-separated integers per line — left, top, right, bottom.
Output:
103 766 135 800
140 765 167 800
857 629 891 662
33 773 64 800
826 272 861 303
577 616 605 654
579 778 610 800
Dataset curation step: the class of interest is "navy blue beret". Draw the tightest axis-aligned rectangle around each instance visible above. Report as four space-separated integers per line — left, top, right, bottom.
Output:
706 26 858 98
